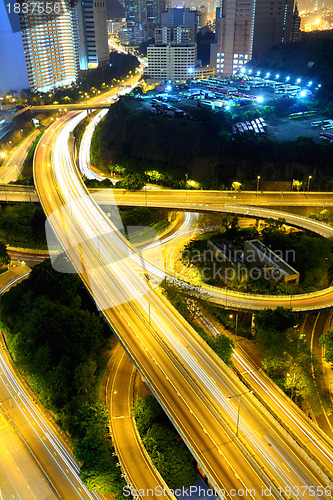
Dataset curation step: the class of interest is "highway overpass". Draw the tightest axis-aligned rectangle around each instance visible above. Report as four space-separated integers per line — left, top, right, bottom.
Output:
2 185 333 207
33 109 333 499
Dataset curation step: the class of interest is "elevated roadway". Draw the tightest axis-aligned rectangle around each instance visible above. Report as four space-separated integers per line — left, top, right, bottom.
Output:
33 109 333 500
2 183 333 310
30 104 112 112
2 186 333 208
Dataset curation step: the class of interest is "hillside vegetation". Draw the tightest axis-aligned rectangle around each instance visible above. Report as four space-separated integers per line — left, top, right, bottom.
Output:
93 96 333 188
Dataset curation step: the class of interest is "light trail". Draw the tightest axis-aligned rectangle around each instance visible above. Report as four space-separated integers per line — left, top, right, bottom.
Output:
34 109 333 500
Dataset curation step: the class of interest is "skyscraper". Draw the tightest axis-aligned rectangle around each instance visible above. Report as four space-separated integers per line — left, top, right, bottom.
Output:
76 0 109 70
122 0 169 42
215 0 255 75
215 0 296 75
252 0 295 57
19 0 80 91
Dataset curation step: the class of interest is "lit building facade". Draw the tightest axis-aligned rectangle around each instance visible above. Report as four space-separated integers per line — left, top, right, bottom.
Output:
76 0 109 69
146 43 197 80
161 7 197 32
215 0 297 75
215 0 255 75
19 0 80 92
155 25 194 43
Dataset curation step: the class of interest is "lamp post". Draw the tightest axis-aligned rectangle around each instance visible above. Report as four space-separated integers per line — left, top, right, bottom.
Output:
291 179 295 191
227 390 252 437
144 272 151 325
185 173 188 197
308 175 312 192
256 176 260 196
229 313 238 335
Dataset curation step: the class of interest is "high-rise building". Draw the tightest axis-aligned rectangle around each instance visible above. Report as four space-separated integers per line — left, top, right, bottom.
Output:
215 0 255 75
19 0 80 92
161 7 197 31
155 25 194 42
215 0 296 75
146 43 197 79
252 0 295 57
290 3 301 41
146 23 197 80
196 5 208 27
122 0 168 42
76 0 109 70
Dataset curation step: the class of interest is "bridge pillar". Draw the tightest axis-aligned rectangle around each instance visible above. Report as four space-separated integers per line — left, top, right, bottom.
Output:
251 313 256 331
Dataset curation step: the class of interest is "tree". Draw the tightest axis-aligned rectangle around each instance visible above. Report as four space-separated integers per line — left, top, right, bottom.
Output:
116 173 145 190
0 242 10 266
232 181 242 191
319 331 333 363
254 307 296 354
132 395 161 436
293 180 303 191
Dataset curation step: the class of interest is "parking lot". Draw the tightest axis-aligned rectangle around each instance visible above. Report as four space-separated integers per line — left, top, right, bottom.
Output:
265 116 329 142
135 76 331 143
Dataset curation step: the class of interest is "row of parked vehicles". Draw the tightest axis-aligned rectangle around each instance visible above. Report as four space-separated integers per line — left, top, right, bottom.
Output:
310 119 333 130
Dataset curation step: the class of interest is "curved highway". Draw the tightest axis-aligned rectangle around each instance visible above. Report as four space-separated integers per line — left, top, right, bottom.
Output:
33 109 333 499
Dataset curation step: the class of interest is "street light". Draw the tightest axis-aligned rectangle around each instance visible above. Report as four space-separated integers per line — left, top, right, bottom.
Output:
256 175 260 196
229 313 238 335
308 175 312 192
227 390 252 437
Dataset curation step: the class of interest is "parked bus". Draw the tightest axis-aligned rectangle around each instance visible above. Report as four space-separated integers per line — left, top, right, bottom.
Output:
251 121 260 134
320 132 333 142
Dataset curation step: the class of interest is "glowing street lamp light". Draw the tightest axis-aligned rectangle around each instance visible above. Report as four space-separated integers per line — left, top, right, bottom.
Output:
275 73 280 79
229 313 238 335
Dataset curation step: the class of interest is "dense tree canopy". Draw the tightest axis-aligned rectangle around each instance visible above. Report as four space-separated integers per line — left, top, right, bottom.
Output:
255 307 328 414
133 396 197 488
0 260 124 495
319 331 333 363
